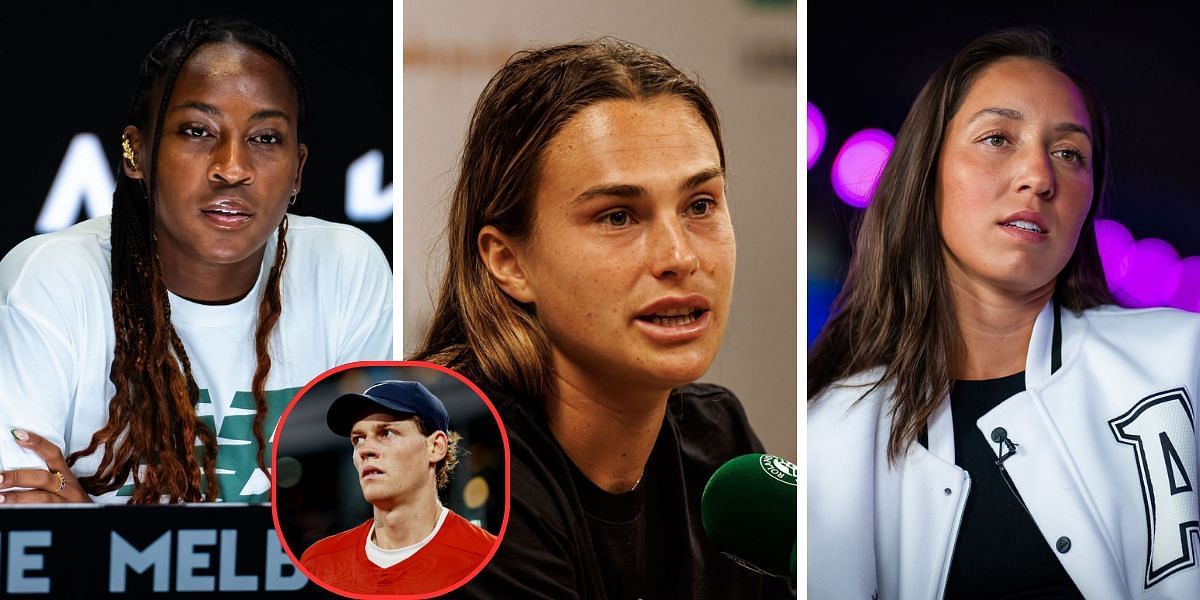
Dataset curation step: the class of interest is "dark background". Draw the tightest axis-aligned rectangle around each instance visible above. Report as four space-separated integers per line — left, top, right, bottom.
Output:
0 1 392 262
808 3 1200 345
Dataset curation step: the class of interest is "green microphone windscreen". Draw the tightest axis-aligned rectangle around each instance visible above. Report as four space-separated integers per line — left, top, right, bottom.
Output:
701 453 797 578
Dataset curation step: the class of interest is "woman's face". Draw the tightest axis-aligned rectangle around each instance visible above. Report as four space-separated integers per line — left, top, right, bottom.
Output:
515 95 735 394
936 58 1094 298
132 41 306 279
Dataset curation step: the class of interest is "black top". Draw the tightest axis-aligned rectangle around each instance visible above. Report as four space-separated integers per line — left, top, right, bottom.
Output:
449 383 795 599
943 372 1084 599
570 437 654 599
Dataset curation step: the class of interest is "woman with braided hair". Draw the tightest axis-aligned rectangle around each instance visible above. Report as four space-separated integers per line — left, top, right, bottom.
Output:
0 17 392 504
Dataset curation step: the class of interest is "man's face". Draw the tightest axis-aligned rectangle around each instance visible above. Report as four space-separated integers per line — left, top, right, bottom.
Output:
350 412 446 509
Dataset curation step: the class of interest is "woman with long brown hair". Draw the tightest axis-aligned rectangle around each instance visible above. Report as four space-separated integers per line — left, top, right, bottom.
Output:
808 28 1200 598
0 17 392 504
413 38 792 598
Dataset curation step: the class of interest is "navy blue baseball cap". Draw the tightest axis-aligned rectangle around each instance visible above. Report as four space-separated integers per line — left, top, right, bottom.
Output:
326 380 449 436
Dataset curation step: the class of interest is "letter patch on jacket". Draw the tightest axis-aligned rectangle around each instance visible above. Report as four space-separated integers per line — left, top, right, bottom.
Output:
1109 387 1200 589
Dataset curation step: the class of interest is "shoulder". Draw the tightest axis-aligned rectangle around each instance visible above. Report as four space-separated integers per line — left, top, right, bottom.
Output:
667 383 753 436
438 510 498 557
281 215 390 281
487 390 557 472
1071 305 1200 372
1077 304 1200 339
807 367 890 436
279 216 390 308
491 394 575 512
284 215 385 258
1 217 111 304
666 383 769 469
476 390 585 549
300 520 370 564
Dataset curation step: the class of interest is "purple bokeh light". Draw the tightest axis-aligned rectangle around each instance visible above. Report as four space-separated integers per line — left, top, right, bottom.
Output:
807 102 826 171
1113 238 1182 308
1095 219 1135 292
831 129 895 208
1168 256 1200 312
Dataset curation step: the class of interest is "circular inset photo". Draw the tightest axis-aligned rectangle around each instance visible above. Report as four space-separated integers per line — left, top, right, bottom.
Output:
272 361 509 598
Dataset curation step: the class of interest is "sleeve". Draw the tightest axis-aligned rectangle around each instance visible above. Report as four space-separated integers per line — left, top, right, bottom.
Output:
0 304 75 474
806 387 880 600
0 234 104 480
333 230 393 363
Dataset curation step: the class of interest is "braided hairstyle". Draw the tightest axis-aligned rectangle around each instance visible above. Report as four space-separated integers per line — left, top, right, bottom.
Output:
65 17 309 502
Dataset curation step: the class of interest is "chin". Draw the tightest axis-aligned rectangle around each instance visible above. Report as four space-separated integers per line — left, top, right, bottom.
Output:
360 486 394 506
638 352 716 388
986 268 1061 295
196 241 266 265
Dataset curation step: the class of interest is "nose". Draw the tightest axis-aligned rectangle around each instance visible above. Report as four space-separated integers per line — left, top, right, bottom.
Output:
649 216 700 279
356 440 379 462
209 138 252 185
1014 146 1055 199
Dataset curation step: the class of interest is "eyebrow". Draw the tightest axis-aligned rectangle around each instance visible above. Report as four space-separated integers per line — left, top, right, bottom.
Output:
572 166 725 204
966 107 1091 140
171 101 291 123
349 421 400 437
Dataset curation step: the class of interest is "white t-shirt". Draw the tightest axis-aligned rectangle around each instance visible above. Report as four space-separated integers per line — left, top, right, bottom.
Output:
0 214 393 502
364 506 449 568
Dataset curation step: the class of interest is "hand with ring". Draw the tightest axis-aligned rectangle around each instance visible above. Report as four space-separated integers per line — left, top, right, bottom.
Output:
0 429 92 504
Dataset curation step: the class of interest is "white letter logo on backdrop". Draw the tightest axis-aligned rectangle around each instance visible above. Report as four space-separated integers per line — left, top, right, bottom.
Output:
37 133 115 233
345 149 393 222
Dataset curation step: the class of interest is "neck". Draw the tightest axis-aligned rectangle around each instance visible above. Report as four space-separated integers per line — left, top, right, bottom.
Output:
371 486 442 549
156 243 265 304
546 350 668 494
947 267 1053 380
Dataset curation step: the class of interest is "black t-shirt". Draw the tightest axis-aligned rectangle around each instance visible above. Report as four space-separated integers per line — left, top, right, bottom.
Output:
449 383 795 599
570 442 654 599
943 372 1084 599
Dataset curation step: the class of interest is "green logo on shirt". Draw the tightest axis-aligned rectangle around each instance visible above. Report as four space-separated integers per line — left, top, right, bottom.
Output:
116 387 299 501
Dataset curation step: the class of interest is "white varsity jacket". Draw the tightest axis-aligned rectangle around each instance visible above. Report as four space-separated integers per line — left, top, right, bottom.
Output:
808 302 1200 599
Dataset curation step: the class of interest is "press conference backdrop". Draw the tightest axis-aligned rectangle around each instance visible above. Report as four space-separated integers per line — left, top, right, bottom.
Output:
809 4 1200 347
403 0 798 462
0 2 392 263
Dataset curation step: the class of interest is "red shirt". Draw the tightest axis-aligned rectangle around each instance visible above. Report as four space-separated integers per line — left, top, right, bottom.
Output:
301 511 498 596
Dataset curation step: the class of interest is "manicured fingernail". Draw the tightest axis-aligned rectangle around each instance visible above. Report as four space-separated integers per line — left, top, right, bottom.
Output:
0 494 6 503
10 429 28 442
0 474 4 484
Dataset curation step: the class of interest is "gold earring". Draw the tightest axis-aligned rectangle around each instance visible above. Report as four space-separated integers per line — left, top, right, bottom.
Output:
121 136 137 171
289 188 298 206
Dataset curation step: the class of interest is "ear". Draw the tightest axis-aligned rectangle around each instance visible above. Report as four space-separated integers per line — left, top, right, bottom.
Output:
428 431 448 464
478 225 536 304
121 126 145 180
292 143 308 196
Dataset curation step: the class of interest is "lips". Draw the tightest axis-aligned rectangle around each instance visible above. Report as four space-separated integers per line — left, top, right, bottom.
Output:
635 295 712 327
998 210 1048 234
996 210 1051 244
200 199 255 229
637 306 707 327
633 294 713 343
361 465 384 480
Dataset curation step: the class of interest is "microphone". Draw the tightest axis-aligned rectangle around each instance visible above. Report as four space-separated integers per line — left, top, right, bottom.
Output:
701 453 797 578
